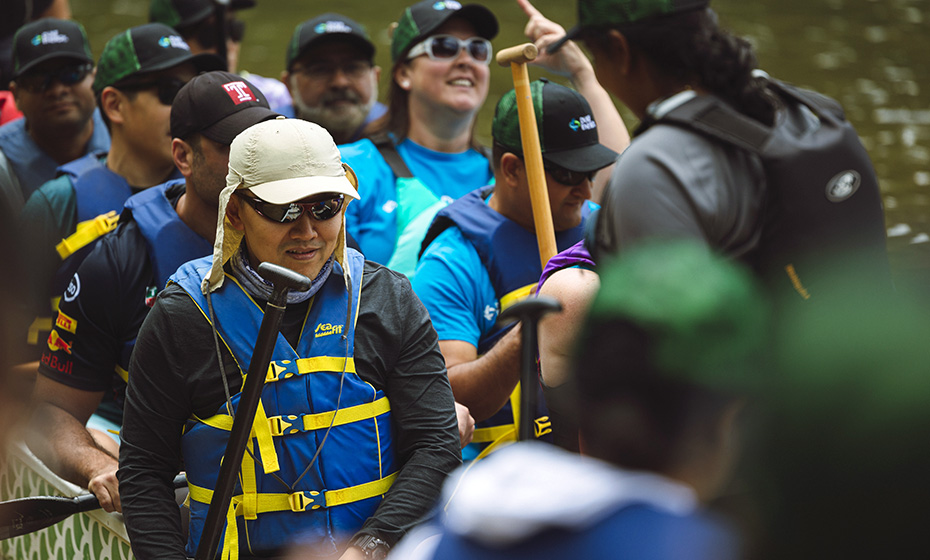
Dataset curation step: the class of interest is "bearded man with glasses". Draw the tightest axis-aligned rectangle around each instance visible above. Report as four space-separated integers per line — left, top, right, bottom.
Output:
16 23 221 365
119 118 461 560
280 14 386 146
0 18 109 215
25 70 275 517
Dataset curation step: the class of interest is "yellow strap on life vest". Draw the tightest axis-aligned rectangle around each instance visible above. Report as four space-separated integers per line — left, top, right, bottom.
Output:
188 472 398 560
265 356 357 382
268 397 391 436
114 364 129 384
499 283 538 313
55 210 119 260
471 424 515 444
241 439 258 521
252 400 279 474
198 397 389 439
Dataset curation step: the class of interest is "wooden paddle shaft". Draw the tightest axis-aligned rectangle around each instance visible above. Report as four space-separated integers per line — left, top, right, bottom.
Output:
498 44 557 268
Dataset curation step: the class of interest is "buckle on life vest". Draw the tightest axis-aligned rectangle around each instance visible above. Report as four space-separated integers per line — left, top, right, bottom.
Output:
269 415 299 436
288 490 324 512
534 416 552 438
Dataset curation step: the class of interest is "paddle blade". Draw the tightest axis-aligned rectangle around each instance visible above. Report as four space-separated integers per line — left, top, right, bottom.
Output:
0 493 95 540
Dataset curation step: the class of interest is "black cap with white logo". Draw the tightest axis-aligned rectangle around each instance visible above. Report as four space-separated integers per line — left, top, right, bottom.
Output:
12 18 93 78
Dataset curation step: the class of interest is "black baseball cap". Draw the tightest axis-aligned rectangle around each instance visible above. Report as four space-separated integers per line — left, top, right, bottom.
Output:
286 14 375 70
170 70 279 144
391 0 498 63
549 0 710 54
93 23 224 94
149 0 256 29
12 18 93 78
492 78 618 173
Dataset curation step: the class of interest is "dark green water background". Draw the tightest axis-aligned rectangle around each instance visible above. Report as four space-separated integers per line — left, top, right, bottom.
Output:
71 0 929 288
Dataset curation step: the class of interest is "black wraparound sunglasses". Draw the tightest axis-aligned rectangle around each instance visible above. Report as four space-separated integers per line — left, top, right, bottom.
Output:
237 193 346 223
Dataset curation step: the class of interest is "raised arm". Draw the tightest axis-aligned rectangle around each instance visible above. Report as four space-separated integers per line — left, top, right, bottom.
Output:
517 0 629 202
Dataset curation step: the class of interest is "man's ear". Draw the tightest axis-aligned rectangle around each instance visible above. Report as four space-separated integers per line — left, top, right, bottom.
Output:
172 138 194 178
99 86 125 126
373 65 382 83
498 152 524 188
226 194 245 231
280 69 290 86
608 29 633 76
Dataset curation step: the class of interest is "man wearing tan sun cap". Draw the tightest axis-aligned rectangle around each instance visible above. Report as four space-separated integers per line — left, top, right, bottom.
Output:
119 117 462 560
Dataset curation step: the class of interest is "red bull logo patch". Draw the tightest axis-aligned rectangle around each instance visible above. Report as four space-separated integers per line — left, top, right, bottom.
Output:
47 330 73 354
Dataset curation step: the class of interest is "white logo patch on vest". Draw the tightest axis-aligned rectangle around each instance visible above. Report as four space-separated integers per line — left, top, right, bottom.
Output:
222 81 257 104
382 200 398 214
483 304 497 322
826 170 861 202
63 274 80 303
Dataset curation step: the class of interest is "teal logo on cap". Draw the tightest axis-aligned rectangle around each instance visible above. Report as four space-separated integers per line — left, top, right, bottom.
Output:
158 35 190 50
314 21 353 34
31 30 70 46
433 1 462 10
569 115 596 132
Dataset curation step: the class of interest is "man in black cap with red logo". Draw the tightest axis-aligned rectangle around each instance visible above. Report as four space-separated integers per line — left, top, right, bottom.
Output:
26 70 278 514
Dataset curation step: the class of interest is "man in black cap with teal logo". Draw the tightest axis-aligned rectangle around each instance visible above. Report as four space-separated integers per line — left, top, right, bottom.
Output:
0 18 109 212
280 13 386 145
26 70 276 515
412 79 618 459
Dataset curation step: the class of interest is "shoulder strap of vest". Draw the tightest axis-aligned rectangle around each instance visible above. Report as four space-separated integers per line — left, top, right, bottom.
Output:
766 78 845 121
56 151 107 180
419 185 495 258
369 133 414 179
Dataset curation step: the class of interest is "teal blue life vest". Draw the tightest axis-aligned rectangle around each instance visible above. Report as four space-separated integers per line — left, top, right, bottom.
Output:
171 250 396 559
420 186 593 458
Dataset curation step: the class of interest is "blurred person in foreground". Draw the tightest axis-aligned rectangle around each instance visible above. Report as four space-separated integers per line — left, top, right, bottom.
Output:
120 118 461 559
744 279 930 559
391 240 768 559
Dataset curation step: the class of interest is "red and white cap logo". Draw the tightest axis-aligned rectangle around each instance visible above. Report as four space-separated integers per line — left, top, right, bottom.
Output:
222 81 256 104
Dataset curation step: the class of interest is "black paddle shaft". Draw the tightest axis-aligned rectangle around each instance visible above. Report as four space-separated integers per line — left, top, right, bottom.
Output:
498 296 562 441
0 474 186 540
195 262 311 560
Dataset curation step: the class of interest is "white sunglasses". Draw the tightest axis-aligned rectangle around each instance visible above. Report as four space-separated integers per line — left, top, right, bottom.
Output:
407 34 493 65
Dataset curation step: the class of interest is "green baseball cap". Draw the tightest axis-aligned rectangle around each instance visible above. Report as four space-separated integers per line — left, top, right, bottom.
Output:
575 240 768 397
548 0 710 53
492 78 618 173
93 23 224 94
391 0 498 63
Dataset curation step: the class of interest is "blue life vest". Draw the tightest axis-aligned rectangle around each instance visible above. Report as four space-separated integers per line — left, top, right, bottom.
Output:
0 108 110 200
171 250 396 559
420 186 593 457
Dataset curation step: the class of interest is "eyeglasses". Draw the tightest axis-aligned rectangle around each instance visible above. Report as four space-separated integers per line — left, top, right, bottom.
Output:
544 163 596 186
17 63 93 93
407 35 492 65
116 77 188 106
237 193 346 223
292 60 372 81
